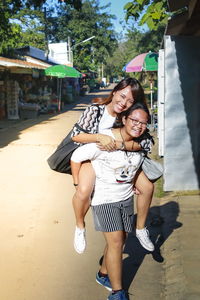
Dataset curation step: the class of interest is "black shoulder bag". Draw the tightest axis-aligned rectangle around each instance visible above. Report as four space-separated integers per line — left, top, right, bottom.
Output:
47 105 101 174
47 124 88 174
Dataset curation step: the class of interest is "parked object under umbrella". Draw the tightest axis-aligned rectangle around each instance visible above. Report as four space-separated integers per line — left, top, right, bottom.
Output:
44 65 82 111
123 52 158 126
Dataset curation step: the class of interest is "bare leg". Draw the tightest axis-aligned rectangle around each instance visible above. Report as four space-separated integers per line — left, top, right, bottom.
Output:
99 246 108 274
102 231 125 291
72 161 95 229
134 170 154 229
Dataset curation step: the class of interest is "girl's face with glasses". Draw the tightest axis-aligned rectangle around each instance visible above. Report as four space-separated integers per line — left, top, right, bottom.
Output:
122 109 148 138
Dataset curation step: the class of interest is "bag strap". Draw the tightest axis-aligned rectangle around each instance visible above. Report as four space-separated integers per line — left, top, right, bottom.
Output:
93 104 102 132
94 104 101 120
74 123 90 133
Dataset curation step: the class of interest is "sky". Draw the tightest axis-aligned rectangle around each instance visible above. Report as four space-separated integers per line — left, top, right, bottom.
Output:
100 0 129 33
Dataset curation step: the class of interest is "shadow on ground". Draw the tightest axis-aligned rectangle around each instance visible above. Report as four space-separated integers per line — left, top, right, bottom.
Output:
122 201 182 292
0 88 112 148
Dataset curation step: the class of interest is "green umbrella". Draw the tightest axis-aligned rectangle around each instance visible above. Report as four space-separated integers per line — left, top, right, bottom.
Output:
123 52 158 127
44 65 81 112
44 64 82 78
123 52 158 72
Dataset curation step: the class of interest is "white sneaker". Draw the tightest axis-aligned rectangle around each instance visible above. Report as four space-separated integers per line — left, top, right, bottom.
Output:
74 226 86 254
136 227 155 252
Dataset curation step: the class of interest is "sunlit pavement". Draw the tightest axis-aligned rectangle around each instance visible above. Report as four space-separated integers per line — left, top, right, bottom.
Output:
0 87 199 300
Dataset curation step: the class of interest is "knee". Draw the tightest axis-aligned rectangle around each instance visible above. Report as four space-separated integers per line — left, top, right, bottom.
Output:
75 184 91 201
108 237 124 251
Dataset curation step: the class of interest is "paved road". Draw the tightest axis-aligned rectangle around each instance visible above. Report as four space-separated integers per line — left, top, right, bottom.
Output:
0 87 200 300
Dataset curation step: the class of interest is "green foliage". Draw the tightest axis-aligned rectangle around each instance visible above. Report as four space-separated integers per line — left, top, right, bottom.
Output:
0 0 117 75
136 25 165 52
105 43 128 78
106 25 164 80
12 6 47 51
154 176 165 198
53 0 118 72
58 0 82 10
0 0 82 55
124 0 169 30
0 1 21 54
104 1 167 79
0 0 166 81
0 23 22 55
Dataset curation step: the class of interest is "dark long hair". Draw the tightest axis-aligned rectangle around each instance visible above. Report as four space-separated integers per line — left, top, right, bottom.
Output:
92 77 146 106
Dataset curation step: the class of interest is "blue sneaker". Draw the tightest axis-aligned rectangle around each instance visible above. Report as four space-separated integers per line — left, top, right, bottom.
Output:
96 272 112 291
107 290 128 300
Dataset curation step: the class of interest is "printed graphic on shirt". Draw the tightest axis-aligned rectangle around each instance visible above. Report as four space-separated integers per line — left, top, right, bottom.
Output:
95 151 142 184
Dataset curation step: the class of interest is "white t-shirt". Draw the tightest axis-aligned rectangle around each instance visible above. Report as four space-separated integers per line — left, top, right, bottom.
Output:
71 129 144 206
98 106 116 132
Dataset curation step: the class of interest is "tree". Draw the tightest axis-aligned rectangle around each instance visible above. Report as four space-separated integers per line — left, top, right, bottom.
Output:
105 29 142 78
0 0 82 55
0 0 118 77
125 25 165 54
0 0 23 54
105 24 164 80
52 0 118 72
124 0 169 30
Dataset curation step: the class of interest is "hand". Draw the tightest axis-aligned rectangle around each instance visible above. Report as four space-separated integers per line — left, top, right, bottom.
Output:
96 134 116 151
133 186 140 195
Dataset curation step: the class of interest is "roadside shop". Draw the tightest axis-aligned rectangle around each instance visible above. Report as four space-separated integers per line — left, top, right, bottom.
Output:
0 56 56 120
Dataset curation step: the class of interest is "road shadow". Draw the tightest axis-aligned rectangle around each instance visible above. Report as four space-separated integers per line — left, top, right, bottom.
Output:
0 87 113 148
122 200 182 292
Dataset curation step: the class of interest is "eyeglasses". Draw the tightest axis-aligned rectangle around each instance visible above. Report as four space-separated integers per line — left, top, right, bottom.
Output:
128 117 148 127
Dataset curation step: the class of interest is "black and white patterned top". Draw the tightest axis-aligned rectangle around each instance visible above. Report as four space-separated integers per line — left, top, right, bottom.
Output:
71 104 105 136
71 104 153 153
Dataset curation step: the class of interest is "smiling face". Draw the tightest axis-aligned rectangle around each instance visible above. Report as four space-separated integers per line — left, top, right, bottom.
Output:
122 109 148 139
110 85 135 114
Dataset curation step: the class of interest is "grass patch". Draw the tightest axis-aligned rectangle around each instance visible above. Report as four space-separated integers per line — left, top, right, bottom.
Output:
169 190 200 196
154 176 199 198
154 176 165 198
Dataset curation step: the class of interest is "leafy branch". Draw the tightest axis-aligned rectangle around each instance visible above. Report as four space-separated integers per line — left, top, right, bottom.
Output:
124 0 170 30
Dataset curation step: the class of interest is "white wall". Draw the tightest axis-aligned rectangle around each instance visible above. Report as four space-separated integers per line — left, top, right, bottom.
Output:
163 35 200 191
157 49 165 157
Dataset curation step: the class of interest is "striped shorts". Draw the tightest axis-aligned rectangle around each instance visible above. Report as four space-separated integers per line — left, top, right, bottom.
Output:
91 197 134 233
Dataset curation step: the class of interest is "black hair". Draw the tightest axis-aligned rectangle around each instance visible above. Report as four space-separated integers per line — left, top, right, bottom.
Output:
114 102 150 128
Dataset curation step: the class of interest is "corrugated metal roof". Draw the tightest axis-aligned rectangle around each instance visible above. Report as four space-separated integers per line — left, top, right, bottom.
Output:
24 56 51 67
0 56 50 69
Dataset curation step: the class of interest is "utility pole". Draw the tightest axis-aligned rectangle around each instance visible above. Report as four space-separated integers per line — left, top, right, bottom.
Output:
67 36 73 66
101 63 104 78
44 6 49 61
